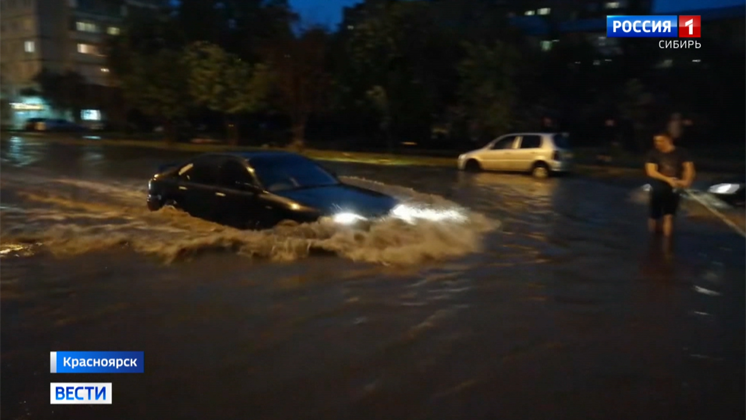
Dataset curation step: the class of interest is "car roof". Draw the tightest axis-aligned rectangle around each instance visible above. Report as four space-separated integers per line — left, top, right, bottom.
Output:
500 132 562 137
196 151 307 163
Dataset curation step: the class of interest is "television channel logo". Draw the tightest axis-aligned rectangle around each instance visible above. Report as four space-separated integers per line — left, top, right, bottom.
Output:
606 15 701 38
50 383 112 405
50 351 144 373
678 15 701 38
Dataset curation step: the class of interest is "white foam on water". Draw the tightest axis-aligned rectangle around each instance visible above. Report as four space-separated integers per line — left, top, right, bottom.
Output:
0 173 498 265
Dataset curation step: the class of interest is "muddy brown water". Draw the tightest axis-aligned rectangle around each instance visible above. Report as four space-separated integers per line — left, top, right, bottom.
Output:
1 137 744 420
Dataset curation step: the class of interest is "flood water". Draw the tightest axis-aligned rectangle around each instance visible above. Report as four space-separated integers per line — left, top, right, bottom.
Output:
1 136 744 420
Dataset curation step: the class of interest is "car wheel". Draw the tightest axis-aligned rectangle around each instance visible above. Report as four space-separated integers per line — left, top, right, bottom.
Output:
465 159 481 172
531 162 550 179
147 195 163 211
163 198 179 209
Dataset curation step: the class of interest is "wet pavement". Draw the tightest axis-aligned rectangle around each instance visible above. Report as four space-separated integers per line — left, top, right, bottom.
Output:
1 136 744 420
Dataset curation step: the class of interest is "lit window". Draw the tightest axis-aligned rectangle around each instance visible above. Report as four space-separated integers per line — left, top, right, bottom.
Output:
538 8 551 15
81 109 101 121
540 40 552 51
347 25 354 30
76 21 98 32
77 43 97 54
606 2 620 8
107 26 120 35
524 10 535 16
101 67 109 72
24 40 34 53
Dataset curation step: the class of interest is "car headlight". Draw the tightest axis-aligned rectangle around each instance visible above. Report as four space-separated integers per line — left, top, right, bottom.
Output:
709 183 740 194
390 204 466 223
331 212 368 224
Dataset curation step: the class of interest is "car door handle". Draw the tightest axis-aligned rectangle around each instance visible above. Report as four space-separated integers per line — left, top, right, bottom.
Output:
216 192 226 197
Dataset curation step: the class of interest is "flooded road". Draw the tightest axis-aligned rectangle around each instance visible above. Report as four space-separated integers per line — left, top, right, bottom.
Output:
1 136 744 420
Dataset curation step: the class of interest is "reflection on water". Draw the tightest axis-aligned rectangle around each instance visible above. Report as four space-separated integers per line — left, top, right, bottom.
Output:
639 236 677 284
3 136 38 167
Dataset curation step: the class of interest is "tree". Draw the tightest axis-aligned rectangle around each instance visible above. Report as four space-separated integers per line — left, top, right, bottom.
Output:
182 41 271 144
340 1 441 144
176 0 295 59
117 49 191 142
456 41 522 139
365 85 393 150
30 69 87 120
618 79 655 152
105 9 190 142
259 27 332 149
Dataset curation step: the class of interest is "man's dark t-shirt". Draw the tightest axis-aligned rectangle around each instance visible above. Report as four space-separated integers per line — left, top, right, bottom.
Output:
646 147 693 191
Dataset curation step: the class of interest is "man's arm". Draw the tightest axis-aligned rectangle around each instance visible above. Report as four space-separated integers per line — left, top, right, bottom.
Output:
645 162 676 186
681 161 696 188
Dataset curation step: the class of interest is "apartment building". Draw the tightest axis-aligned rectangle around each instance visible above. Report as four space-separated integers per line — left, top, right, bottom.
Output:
0 0 166 128
509 0 653 56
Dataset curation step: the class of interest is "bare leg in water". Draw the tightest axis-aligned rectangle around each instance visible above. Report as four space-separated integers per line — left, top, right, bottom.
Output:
648 215 676 238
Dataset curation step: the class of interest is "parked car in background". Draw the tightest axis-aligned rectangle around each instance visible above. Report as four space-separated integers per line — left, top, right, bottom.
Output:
707 176 745 207
457 132 573 178
24 118 86 132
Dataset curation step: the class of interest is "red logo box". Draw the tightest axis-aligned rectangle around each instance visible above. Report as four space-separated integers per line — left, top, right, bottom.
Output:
679 15 701 38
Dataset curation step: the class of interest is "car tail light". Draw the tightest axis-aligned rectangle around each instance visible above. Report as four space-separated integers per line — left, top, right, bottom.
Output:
553 151 561 161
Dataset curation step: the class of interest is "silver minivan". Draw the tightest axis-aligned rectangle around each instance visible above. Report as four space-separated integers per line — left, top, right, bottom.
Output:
457 132 573 178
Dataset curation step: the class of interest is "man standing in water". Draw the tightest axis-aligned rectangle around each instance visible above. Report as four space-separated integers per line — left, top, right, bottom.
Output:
645 133 696 237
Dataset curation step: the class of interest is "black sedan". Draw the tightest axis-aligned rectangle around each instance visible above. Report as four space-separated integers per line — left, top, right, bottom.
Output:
707 177 745 207
147 151 400 229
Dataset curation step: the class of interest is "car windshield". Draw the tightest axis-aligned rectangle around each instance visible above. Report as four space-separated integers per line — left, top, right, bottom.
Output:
251 156 339 192
553 134 570 149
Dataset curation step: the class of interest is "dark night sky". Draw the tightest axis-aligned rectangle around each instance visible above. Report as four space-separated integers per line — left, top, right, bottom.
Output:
288 0 744 27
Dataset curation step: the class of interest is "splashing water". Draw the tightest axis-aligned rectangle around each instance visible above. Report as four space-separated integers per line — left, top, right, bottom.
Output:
0 173 498 265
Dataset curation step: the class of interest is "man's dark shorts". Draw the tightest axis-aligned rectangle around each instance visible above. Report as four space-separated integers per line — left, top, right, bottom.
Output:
649 183 681 219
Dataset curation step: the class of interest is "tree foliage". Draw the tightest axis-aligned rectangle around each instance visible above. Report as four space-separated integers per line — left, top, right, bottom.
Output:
105 9 191 140
259 28 332 147
457 41 522 138
122 50 190 121
182 41 270 115
92 0 742 149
